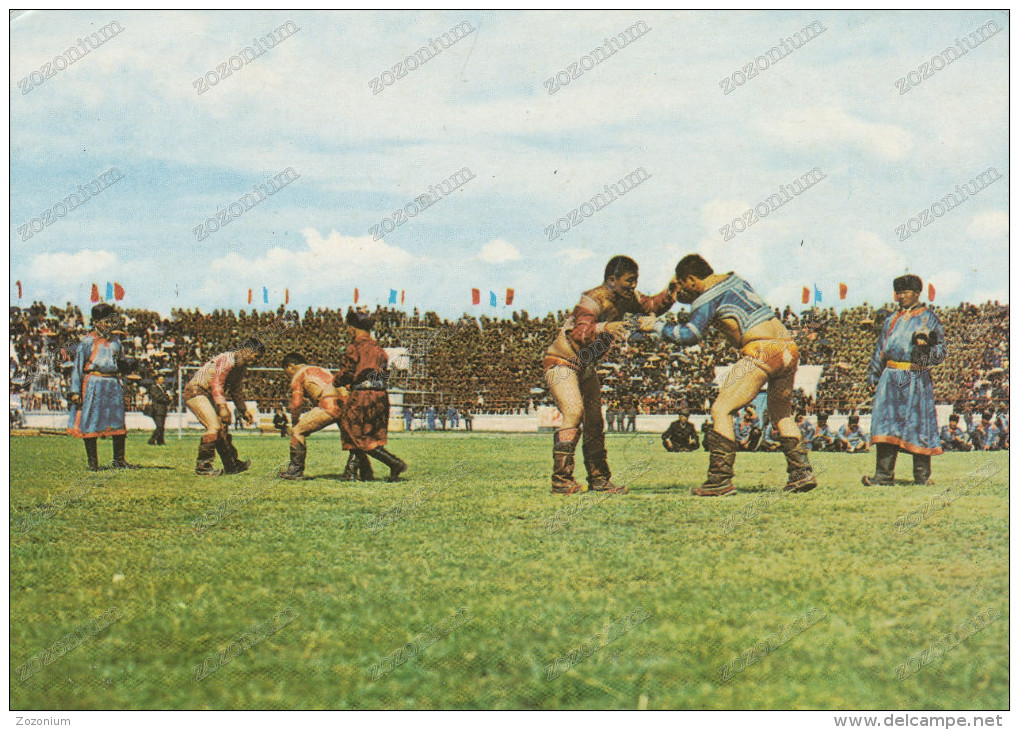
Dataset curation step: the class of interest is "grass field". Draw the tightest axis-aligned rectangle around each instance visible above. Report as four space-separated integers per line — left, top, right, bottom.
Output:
10 431 1009 710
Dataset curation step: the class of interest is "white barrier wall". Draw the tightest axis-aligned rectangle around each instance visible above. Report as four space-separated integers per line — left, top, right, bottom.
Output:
23 409 959 435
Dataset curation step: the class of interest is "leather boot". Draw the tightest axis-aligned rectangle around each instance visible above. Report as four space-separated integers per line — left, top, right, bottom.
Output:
551 427 583 495
367 447 408 482
912 454 932 485
279 441 307 480
693 429 737 496
84 438 99 472
583 428 628 494
779 436 817 492
355 450 374 481
222 433 250 474
195 436 222 476
862 443 897 485
340 451 358 481
110 434 139 469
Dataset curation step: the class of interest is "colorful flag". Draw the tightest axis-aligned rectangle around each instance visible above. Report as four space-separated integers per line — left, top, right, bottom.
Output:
15 281 22 299
489 291 497 307
91 284 100 303
247 289 252 304
114 282 125 301
285 288 289 305
839 283 847 300
814 285 822 303
928 283 936 302
506 288 515 306
389 289 398 304
801 287 809 304
354 287 359 304
106 282 114 300
401 290 405 305
471 288 480 305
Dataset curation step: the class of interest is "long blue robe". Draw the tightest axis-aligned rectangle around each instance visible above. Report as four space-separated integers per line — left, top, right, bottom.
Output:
866 305 945 455
67 333 127 438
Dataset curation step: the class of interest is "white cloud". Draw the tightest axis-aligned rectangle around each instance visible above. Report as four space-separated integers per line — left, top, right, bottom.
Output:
967 211 1008 239
560 248 595 262
31 249 117 284
477 238 520 264
763 107 913 160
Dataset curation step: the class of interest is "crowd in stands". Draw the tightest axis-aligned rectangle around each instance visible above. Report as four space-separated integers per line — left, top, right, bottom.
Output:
10 300 1009 433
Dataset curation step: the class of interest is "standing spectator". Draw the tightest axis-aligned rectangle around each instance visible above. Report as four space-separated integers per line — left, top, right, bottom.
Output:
701 417 713 452
661 410 699 452
863 275 945 486
273 406 289 439
146 374 172 446
625 405 637 432
404 405 415 432
615 410 625 433
439 406 448 431
462 406 473 432
426 405 437 431
447 405 458 429
940 414 972 451
605 402 616 432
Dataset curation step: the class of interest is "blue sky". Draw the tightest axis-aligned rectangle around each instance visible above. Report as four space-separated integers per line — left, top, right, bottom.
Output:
10 10 1009 318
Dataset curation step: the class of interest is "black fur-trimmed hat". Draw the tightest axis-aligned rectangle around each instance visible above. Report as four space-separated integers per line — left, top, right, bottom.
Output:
893 274 923 293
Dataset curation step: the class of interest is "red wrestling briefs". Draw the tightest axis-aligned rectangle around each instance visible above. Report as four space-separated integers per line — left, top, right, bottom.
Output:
741 339 799 379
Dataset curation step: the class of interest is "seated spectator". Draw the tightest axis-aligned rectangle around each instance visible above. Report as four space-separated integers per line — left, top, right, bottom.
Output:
970 411 1001 451
812 413 837 452
796 413 816 450
836 415 870 453
940 414 972 452
758 422 781 452
662 410 699 452
734 408 762 451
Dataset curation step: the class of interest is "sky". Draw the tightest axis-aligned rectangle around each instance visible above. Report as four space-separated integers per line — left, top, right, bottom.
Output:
9 10 1010 319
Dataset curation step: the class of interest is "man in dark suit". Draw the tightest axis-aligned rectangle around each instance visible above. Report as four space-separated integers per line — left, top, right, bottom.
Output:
147 375 172 446
662 410 699 452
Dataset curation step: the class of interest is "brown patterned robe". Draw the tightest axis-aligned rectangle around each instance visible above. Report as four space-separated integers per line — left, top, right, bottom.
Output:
334 336 390 450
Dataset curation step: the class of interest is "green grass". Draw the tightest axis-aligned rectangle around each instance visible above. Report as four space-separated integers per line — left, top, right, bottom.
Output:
10 432 1008 709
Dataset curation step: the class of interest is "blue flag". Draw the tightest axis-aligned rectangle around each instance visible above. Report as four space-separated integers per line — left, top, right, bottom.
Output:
263 287 268 303
814 284 822 303
389 289 398 304
105 282 113 300
489 291 497 307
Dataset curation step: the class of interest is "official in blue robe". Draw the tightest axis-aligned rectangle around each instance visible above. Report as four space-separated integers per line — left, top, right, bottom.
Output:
67 303 138 471
863 275 944 485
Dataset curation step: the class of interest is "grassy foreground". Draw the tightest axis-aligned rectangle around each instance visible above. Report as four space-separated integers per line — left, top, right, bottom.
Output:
9 431 1009 709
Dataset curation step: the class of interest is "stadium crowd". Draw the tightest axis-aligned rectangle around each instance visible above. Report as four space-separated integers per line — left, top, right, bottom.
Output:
9 300 1009 436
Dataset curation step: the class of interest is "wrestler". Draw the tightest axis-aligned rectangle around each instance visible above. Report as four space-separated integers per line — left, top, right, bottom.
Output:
334 309 407 482
182 338 263 475
639 254 817 496
543 255 677 494
279 353 347 480
66 303 138 470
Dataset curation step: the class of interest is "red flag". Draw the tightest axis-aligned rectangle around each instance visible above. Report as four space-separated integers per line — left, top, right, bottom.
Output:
928 283 935 302
506 288 515 306
91 283 100 303
354 287 359 304
16 281 22 299
839 283 847 300
285 288 289 305
401 290 405 305
247 288 252 304
471 288 480 305
114 282 125 301
801 287 809 305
